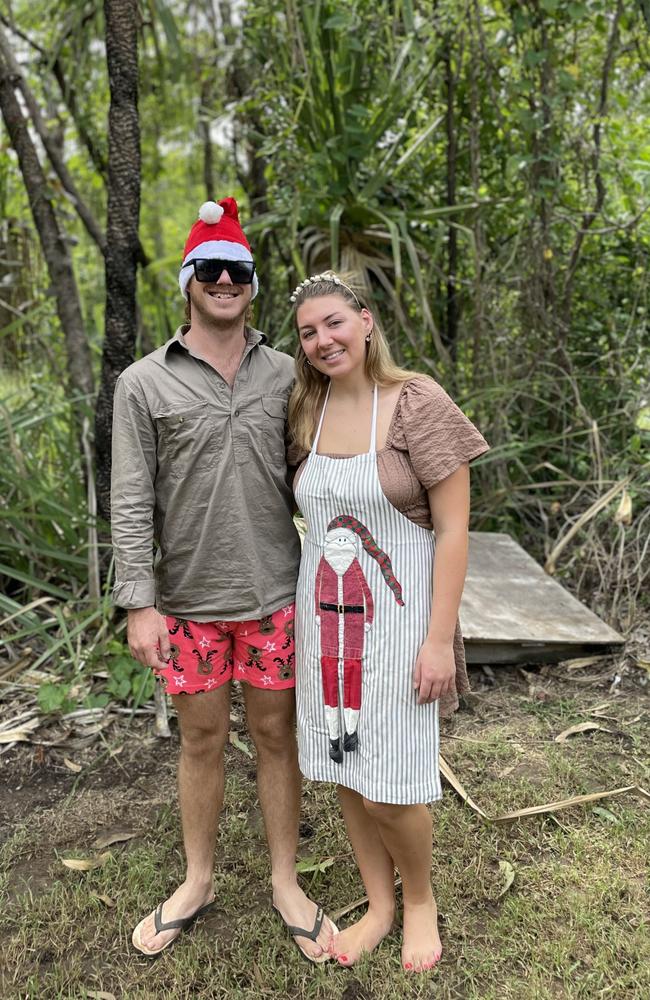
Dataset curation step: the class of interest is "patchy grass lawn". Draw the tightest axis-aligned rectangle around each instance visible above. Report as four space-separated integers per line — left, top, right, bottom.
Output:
1 664 649 1000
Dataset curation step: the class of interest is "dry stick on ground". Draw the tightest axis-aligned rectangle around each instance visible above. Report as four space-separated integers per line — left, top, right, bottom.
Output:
440 752 649 824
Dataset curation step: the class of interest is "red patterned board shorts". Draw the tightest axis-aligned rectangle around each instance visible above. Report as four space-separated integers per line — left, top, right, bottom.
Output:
157 604 295 695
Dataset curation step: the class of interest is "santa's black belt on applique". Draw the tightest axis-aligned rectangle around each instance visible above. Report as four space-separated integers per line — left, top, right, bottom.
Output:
319 602 365 614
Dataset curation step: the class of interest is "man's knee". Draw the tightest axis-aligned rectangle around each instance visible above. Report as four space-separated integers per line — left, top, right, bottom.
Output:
248 710 295 756
180 719 228 759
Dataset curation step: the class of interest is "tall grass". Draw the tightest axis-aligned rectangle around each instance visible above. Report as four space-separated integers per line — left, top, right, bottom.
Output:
0 370 113 680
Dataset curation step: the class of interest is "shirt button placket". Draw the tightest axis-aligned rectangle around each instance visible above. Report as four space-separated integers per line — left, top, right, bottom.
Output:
232 399 242 463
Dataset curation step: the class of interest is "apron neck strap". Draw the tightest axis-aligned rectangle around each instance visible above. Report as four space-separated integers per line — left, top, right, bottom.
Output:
311 382 378 454
311 382 331 453
369 383 378 453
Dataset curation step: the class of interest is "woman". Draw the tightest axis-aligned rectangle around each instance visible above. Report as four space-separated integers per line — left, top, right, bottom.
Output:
288 272 489 972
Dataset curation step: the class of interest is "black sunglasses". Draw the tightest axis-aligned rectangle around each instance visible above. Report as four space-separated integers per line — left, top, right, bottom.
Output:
182 259 256 284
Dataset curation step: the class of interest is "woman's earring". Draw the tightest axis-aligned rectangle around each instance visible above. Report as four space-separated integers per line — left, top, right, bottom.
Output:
365 334 372 343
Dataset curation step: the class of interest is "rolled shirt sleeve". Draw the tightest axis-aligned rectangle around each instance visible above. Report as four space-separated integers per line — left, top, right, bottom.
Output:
110 373 158 609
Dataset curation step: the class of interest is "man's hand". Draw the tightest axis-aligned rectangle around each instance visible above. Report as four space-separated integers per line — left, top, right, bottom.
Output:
413 636 455 704
127 607 171 671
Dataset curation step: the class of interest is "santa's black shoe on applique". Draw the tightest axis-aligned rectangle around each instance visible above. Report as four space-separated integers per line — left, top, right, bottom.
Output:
343 731 359 753
329 738 343 763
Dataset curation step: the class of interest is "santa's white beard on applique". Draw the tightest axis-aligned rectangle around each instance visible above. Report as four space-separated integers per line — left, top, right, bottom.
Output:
323 529 357 576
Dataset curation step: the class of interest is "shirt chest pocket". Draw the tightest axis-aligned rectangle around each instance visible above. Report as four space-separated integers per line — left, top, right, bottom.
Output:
155 401 221 479
235 394 288 465
260 394 288 461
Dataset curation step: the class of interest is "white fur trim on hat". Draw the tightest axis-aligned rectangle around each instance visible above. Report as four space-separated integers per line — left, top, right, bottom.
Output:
179 240 258 299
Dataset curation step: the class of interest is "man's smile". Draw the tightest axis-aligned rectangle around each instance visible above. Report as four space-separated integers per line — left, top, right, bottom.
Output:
206 288 240 300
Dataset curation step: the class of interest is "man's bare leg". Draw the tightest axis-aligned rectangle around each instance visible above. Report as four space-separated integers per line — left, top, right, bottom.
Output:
137 683 231 951
243 685 335 959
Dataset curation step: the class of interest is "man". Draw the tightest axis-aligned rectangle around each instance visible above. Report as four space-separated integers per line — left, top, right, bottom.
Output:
110 197 336 961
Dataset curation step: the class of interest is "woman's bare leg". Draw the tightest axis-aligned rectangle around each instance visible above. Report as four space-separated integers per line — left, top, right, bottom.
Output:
364 799 441 972
331 785 396 966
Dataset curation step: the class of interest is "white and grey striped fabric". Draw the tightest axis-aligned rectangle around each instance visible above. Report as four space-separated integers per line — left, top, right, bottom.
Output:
295 385 441 804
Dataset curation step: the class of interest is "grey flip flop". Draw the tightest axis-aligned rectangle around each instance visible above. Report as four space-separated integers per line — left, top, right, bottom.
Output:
132 899 215 957
273 903 338 964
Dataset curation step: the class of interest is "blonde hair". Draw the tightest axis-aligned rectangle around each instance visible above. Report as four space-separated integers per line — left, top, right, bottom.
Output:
288 271 413 453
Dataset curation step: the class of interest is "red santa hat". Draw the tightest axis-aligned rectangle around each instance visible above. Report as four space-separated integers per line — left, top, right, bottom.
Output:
327 514 405 606
179 197 258 299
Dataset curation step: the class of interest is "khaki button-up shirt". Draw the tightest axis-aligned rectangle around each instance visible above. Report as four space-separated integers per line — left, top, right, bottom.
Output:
110 326 301 621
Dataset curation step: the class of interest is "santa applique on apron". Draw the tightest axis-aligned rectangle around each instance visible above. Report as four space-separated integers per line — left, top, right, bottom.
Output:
315 515 404 762
295 384 442 805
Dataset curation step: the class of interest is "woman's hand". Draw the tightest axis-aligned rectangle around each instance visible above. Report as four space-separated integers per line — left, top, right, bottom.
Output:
413 636 456 704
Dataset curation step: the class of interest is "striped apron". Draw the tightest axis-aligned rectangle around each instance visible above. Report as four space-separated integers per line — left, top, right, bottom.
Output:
295 384 441 804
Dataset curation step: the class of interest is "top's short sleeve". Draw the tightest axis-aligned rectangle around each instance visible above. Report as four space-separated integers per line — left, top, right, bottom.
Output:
390 377 489 489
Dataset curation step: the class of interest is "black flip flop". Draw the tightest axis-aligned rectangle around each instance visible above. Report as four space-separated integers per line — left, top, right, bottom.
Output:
132 899 215 956
273 903 338 964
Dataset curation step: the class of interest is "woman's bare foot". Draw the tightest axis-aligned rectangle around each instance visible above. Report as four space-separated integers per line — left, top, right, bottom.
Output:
401 894 442 972
331 907 394 966
272 881 336 960
133 879 214 954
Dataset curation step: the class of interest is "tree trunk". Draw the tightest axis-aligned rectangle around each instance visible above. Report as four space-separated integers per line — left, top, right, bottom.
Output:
0 53 94 402
95 0 141 521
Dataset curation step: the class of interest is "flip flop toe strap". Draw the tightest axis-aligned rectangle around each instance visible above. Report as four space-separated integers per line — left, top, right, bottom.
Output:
154 901 213 933
284 904 324 942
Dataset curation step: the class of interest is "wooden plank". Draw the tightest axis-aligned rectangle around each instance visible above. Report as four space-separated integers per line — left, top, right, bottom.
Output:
460 532 623 662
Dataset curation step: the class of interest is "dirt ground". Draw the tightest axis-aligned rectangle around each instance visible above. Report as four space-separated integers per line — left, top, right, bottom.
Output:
1 662 649 1000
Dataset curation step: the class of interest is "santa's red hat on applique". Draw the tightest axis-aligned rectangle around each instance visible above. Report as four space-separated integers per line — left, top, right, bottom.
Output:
179 198 258 299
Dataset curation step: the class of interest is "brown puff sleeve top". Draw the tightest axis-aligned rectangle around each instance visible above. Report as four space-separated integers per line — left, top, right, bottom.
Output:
290 375 490 718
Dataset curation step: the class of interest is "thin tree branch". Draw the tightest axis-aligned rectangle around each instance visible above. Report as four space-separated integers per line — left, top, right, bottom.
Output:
0 52 94 400
0 21 107 254
561 0 624 311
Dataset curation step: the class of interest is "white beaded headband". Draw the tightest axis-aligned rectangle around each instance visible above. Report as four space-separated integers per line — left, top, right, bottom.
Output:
289 272 362 307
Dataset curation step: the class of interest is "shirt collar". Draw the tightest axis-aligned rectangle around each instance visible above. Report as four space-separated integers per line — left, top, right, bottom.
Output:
164 325 267 357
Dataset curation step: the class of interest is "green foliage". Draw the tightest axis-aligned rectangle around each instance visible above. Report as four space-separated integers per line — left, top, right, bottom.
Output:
0 0 648 707
36 679 78 715
34 640 152 715
103 640 155 705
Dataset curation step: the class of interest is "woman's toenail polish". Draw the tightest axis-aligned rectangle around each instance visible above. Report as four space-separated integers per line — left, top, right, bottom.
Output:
338 955 348 963
404 962 413 970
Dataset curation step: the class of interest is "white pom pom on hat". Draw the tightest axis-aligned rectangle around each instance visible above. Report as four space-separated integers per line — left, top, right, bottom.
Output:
198 201 224 224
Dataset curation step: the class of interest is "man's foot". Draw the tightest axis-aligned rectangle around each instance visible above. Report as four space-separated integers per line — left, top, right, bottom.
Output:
272 882 336 961
133 880 214 955
331 907 394 966
401 895 442 972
